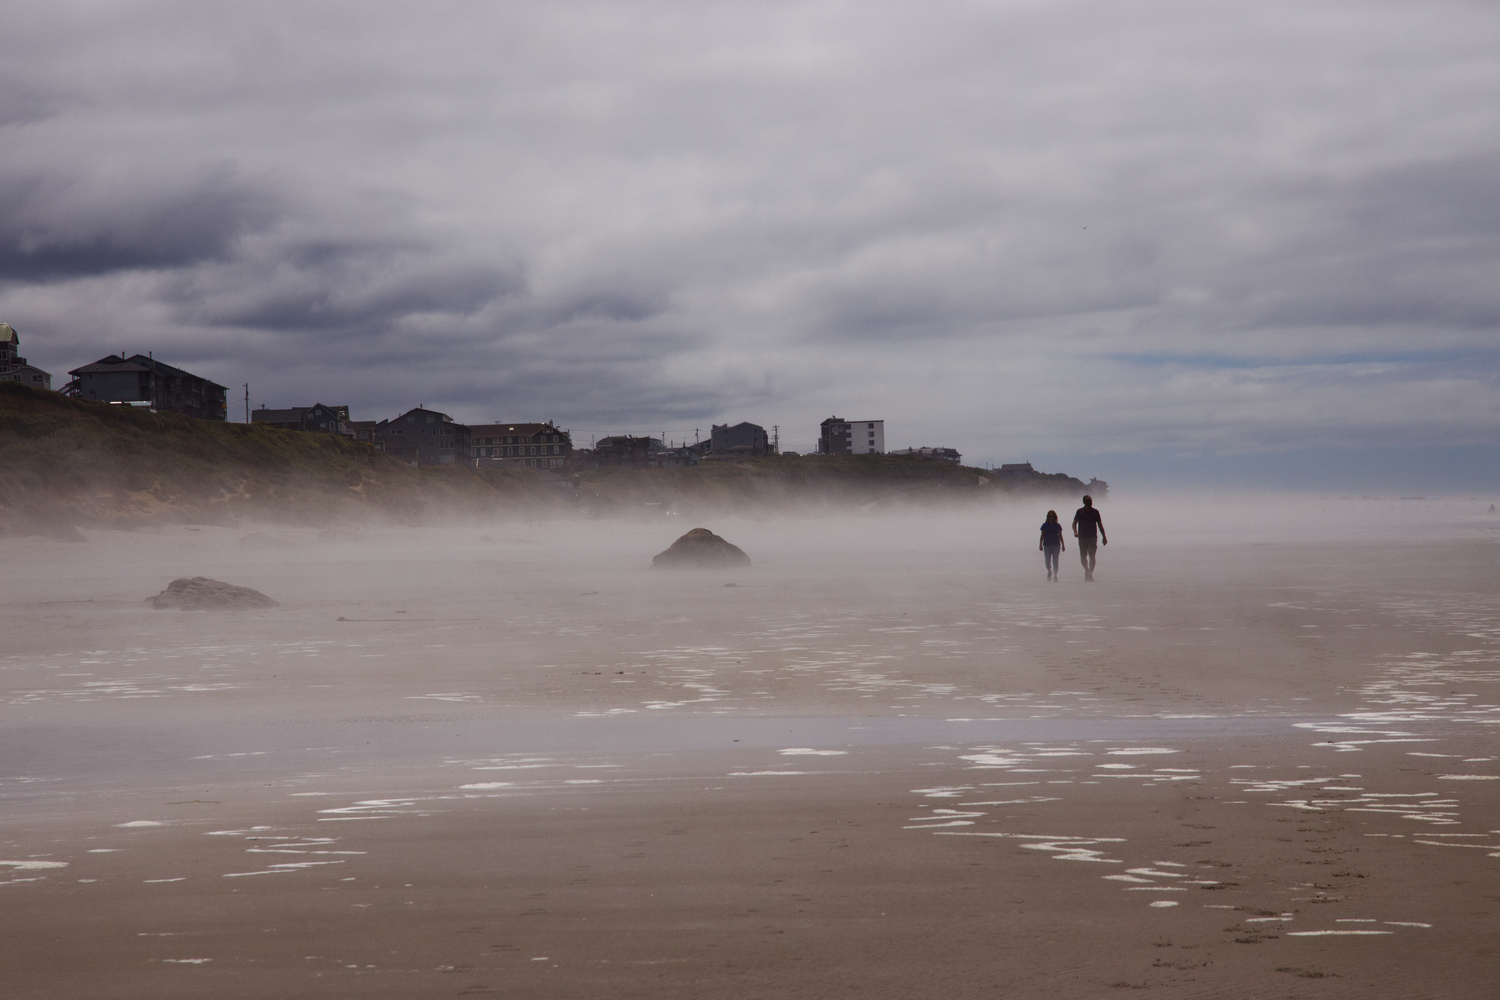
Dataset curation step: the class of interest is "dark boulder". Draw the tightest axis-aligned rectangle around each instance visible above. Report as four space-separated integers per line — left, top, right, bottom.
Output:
147 577 279 610
652 528 751 569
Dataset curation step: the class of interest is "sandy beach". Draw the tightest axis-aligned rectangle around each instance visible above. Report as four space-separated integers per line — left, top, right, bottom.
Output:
3 497 1498 998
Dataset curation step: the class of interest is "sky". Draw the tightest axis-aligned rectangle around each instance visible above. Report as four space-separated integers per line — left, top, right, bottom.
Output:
3 0 1498 490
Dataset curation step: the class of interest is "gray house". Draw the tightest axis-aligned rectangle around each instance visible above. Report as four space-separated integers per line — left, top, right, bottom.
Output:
370 407 469 466
707 421 771 460
0 324 52 390
66 354 227 420
591 435 663 468
251 404 351 434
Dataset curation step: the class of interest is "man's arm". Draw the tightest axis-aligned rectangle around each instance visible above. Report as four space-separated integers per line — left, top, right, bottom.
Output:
1098 514 1107 546
1071 513 1080 538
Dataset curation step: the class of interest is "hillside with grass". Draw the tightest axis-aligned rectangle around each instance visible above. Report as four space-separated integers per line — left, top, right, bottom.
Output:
0 383 556 536
1 382 1098 536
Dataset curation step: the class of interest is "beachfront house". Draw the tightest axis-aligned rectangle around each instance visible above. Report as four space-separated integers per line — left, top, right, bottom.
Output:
706 421 772 460
65 353 227 420
0 324 53 391
370 407 469 466
250 404 351 435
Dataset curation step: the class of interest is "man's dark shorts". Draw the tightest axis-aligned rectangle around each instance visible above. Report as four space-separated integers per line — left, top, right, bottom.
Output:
1079 539 1097 557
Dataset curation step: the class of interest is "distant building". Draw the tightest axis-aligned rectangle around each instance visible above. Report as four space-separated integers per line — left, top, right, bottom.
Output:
656 444 702 468
65 354 227 420
346 420 384 450
998 463 1034 473
819 416 884 455
250 404 350 434
0 324 52 390
468 422 572 470
706 421 771 460
369 407 469 466
890 446 962 464
591 435 664 469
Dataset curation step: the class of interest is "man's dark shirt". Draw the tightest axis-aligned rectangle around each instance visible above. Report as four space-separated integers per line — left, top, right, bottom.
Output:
1073 506 1103 540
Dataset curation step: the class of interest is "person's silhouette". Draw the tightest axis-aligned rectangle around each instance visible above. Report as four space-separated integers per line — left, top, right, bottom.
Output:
1071 495 1107 581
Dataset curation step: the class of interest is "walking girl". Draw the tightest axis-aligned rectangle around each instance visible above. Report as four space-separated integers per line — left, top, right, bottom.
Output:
1039 510 1065 582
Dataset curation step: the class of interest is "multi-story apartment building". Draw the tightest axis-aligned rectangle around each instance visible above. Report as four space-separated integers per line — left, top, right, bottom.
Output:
468 422 571 469
65 353 227 420
819 416 884 455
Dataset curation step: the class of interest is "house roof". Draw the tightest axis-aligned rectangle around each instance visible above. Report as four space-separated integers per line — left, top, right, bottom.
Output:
69 353 228 390
388 406 456 424
0 323 17 345
596 435 661 449
70 358 154 375
251 408 310 423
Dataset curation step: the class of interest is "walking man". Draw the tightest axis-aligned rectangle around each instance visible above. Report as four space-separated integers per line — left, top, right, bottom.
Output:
1072 495 1107 581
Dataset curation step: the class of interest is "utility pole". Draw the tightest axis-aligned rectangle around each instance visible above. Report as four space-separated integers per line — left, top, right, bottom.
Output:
772 424 779 454
244 384 249 424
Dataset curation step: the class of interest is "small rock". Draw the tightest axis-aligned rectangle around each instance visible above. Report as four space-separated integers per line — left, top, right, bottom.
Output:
652 528 751 569
147 577 279 611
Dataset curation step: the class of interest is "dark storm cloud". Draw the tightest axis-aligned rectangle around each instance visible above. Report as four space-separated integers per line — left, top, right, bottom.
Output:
2 0 1498 480
183 244 522 336
0 168 282 281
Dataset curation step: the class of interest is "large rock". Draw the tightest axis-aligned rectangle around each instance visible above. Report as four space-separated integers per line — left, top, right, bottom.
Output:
147 577 279 611
652 528 751 569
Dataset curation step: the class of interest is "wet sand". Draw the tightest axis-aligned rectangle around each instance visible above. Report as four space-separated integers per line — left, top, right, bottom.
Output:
3 501 1499 997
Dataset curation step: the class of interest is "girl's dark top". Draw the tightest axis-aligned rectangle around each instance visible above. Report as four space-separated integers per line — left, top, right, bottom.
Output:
1040 522 1064 547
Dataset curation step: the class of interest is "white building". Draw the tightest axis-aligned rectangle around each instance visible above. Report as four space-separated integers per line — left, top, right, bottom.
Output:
819 416 884 454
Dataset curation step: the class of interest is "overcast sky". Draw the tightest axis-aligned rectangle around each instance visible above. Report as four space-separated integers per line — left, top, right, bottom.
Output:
4 0 1498 488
